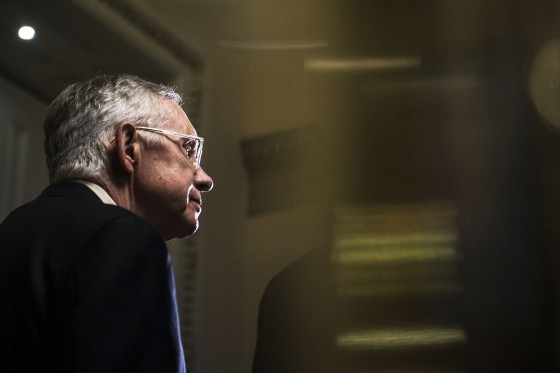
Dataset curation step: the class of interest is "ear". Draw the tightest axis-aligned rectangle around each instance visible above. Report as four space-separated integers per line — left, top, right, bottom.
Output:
114 122 139 174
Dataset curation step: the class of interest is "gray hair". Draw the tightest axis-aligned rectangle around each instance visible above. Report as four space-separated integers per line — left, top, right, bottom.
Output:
44 74 182 183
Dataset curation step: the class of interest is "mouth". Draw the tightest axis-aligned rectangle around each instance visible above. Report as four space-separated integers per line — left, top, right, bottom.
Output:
189 194 202 211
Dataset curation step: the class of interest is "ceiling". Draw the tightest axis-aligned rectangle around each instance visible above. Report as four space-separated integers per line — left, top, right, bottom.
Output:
0 0 183 101
0 0 557 103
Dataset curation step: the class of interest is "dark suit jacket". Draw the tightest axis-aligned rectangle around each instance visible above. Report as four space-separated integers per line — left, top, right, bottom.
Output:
0 182 186 372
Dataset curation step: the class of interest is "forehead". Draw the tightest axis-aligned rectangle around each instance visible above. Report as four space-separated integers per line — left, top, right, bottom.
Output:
161 98 196 135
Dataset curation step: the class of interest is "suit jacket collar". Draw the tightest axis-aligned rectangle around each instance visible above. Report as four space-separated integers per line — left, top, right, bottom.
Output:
38 181 103 203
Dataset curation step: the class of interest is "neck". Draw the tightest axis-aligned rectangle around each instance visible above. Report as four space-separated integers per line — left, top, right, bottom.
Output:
92 174 133 210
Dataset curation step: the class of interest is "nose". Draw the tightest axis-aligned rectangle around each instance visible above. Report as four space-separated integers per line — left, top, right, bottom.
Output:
194 167 214 192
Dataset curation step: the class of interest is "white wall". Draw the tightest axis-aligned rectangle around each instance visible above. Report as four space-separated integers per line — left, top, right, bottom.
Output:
0 76 48 220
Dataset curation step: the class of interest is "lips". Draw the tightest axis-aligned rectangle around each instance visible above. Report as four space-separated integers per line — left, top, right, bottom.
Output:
189 192 202 212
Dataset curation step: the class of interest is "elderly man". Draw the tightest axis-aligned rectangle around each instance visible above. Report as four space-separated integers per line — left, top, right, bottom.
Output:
0 74 213 372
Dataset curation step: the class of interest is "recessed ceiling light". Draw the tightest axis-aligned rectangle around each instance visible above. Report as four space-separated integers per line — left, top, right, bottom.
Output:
18 26 35 40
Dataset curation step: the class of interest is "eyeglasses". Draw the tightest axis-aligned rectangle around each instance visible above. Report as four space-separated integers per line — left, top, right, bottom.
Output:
136 126 204 168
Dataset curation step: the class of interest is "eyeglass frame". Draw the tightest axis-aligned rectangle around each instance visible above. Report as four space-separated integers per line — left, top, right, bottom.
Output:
135 126 204 169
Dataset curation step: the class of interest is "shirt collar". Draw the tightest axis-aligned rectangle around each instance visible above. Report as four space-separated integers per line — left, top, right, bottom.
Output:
73 180 116 205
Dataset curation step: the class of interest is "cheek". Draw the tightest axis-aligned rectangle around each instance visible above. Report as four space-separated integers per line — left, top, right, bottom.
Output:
154 161 192 188
163 175 189 201
139 155 195 197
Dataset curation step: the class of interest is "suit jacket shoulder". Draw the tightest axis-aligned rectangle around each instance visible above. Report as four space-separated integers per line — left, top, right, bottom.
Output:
0 182 185 373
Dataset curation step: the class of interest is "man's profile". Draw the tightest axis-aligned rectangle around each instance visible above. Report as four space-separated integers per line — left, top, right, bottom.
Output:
0 74 213 372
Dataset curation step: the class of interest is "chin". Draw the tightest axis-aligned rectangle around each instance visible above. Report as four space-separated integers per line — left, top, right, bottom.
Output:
162 219 199 241
180 219 199 238
186 222 199 236
183 210 200 234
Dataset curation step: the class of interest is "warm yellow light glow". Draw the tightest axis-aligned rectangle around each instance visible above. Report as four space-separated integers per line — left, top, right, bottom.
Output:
332 241 458 264
219 40 328 50
337 327 466 349
337 281 463 297
330 203 462 296
305 57 421 72
18 26 35 40
335 232 456 247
